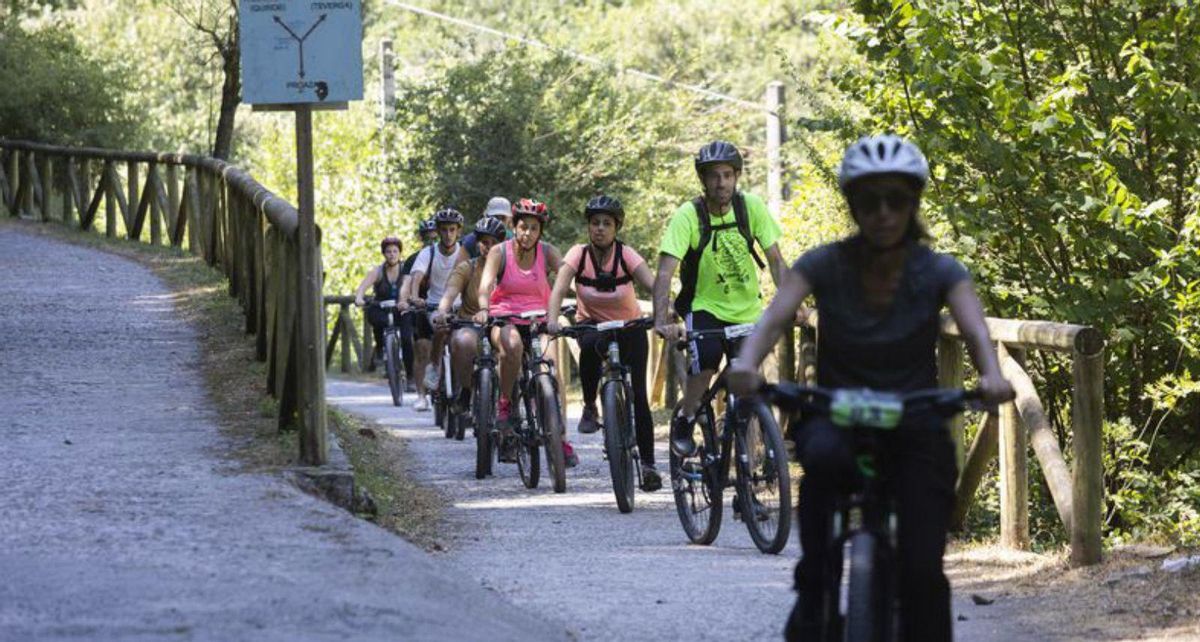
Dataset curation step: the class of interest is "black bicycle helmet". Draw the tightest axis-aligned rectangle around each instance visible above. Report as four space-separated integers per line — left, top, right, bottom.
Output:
583 194 625 227
474 216 507 242
380 236 402 255
433 207 464 226
694 140 743 176
417 219 436 236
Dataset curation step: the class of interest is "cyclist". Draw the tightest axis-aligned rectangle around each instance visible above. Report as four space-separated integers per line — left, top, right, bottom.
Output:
461 196 512 259
402 208 466 412
726 135 1015 642
353 235 404 364
431 216 507 417
392 219 438 386
477 198 576 466
651 140 788 458
546 195 661 491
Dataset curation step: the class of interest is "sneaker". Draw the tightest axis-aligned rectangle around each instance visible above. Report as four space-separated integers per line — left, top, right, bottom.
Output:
733 495 770 522
669 413 697 458
423 366 441 391
562 440 579 468
413 396 431 412
498 431 519 463
640 463 662 492
577 405 600 434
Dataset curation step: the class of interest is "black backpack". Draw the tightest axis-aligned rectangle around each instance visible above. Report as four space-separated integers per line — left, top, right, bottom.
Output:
673 191 765 317
574 241 632 293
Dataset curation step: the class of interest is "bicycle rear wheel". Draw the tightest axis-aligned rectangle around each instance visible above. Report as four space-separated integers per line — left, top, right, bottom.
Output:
472 367 495 479
841 531 885 642
537 375 567 494
670 404 723 544
735 398 792 554
385 334 402 407
602 379 634 513
517 393 540 489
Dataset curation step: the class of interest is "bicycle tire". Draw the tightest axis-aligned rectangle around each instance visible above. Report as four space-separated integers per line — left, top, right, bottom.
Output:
385 334 402 407
670 404 723 544
538 375 567 494
602 379 634 513
842 531 883 642
473 368 494 479
735 398 792 554
517 392 540 489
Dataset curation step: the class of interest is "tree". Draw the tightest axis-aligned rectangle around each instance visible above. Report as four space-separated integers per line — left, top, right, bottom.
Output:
168 0 239 159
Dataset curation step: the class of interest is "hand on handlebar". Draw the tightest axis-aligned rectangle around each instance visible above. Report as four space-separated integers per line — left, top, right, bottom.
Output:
545 319 562 335
979 372 1016 407
656 322 681 344
431 310 447 328
354 295 365 307
725 359 763 397
472 310 488 326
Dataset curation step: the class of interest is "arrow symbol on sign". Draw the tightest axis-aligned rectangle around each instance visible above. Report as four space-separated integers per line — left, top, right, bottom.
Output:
273 14 329 83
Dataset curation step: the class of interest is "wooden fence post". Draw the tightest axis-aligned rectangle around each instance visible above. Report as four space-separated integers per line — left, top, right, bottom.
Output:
998 344 1030 550
938 336 966 470
127 161 139 238
1072 340 1105 565
39 152 52 222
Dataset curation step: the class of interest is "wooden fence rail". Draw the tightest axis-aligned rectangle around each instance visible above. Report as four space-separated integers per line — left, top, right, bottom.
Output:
0 139 327 465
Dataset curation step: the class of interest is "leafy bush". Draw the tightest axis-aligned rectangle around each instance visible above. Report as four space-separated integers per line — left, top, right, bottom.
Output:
0 18 135 146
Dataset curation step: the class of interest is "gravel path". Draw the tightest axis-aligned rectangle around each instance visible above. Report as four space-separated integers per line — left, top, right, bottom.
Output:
328 374 1017 641
0 223 563 642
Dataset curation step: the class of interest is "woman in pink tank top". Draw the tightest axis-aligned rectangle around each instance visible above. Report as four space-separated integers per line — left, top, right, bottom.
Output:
477 199 576 466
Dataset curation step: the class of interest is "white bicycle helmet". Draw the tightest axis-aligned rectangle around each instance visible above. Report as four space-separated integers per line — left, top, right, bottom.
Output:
837 134 929 191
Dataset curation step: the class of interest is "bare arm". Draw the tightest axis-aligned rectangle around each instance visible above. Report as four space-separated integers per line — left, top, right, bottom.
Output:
764 243 787 289
741 269 812 368
632 261 655 295
547 262 577 325
477 244 503 314
544 242 563 273
354 266 380 305
946 280 1015 405
652 253 680 339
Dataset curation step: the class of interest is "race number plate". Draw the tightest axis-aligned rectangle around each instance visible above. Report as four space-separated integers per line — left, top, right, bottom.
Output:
596 320 626 332
830 389 904 429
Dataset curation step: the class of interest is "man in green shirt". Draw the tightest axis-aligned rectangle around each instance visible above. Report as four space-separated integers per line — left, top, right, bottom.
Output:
652 140 788 457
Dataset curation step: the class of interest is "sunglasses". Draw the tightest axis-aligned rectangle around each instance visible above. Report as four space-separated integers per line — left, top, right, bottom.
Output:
849 189 918 214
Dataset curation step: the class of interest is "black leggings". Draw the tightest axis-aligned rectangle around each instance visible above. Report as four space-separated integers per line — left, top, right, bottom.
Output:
367 306 416 379
788 416 957 642
574 327 654 466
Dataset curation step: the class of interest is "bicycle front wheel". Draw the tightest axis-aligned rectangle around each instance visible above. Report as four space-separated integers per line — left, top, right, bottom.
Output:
472 367 495 479
537 375 567 494
670 404 723 544
602 379 634 513
517 393 540 489
841 531 885 642
385 334 402 407
735 398 792 554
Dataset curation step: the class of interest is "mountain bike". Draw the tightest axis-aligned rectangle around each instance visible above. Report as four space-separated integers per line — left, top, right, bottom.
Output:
364 299 406 407
493 310 569 493
456 317 501 479
434 317 463 441
669 323 792 554
560 316 654 513
764 381 982 642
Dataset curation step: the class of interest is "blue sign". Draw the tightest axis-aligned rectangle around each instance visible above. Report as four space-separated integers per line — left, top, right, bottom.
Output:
240 0 364 105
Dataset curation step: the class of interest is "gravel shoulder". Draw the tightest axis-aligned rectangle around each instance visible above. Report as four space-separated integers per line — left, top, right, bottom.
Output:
0 222 563 641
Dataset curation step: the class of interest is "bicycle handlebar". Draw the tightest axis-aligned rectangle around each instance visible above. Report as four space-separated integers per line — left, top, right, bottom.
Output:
559 316 654 338
762 381 986 427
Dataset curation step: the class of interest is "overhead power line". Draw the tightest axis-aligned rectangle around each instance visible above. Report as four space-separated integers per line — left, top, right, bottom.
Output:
383 0 768 113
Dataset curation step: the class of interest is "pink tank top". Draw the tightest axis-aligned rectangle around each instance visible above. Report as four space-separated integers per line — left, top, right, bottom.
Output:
489 240 550 321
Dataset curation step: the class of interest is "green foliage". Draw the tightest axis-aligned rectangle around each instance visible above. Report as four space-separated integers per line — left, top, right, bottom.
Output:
1105 417 1200 547
839 2 1200 480
0 18 134 145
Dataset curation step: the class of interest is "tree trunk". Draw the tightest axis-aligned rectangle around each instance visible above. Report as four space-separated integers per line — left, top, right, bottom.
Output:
211 20 240 160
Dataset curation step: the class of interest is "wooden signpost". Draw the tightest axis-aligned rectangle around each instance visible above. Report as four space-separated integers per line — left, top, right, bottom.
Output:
239 0 364 465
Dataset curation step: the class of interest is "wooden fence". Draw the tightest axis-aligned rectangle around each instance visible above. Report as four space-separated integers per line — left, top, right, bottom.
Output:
0 139 327 465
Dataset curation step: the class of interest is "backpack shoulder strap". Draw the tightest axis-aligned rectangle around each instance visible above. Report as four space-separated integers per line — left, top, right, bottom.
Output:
691 196 712 253
733 192 766 269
